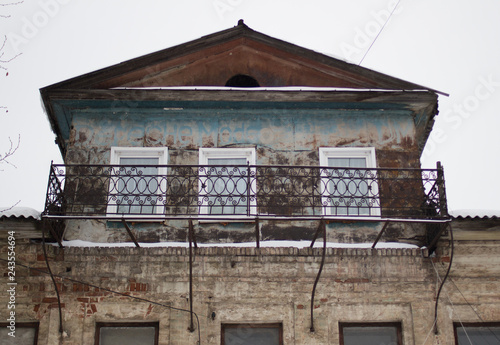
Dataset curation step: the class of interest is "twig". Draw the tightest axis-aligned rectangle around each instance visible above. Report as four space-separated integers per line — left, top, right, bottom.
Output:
0 35 22 70
0 134 20 168
0 200 21 213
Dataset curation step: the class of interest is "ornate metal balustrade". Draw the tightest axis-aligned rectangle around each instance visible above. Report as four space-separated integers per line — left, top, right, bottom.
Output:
43 163 448 221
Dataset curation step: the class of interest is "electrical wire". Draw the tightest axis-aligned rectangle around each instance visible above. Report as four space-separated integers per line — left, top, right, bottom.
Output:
309 219 326 333
433 223 454 334
430 254 474 345
0 257 201 345
421 315 437 345
41 222 64 334
448 275 500 343
358 0 402 66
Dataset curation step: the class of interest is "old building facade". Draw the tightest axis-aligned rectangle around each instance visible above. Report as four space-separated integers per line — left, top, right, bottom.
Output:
1 22 499 345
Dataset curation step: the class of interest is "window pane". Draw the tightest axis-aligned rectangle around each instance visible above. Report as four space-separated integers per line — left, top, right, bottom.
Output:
342 326 399 345
224 326 280 345
205 158 248 215
116 157 159 214
456 326 500 345
0 327 37 344
100 326 156 345
327 157 369 216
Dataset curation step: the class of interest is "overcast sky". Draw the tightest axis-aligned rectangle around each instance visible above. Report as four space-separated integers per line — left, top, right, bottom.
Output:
1 0 499 214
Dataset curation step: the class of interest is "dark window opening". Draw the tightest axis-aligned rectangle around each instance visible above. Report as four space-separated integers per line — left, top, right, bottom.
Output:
95 322 159 345
0 322 39 345
222 323 282 345
225 74 260 87
340 322 402 345
454 322 500 345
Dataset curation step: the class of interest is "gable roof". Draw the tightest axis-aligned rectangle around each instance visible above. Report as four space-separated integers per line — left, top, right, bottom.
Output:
40 21 443 156
42 20 443 92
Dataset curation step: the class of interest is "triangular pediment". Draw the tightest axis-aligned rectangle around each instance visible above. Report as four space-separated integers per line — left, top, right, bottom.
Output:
41 21 442 157
44 21 436 91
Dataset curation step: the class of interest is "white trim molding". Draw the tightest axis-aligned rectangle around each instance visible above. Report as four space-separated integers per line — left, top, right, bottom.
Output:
107 146 168 216
199 147 256 218
319 147 380 217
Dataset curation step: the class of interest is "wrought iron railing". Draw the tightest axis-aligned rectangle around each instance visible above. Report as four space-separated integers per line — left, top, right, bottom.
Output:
43 163 448 221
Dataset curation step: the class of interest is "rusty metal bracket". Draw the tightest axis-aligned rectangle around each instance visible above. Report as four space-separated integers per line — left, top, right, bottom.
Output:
188 220 196 332
255 217 260 248
121 219 140 247
188 219 198 249
427 222 449 252
310 219 326 332
371 221 390 249
44 219 64 248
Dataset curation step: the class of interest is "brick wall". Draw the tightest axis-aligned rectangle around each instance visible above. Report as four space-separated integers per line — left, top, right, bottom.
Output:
1 236 499 345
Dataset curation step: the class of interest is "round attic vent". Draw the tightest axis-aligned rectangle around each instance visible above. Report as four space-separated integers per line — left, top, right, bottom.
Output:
225 74 260 87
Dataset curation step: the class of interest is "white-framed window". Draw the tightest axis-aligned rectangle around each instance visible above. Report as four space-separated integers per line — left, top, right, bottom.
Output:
199 148 256 217
319 147 380 217
107 147 168 216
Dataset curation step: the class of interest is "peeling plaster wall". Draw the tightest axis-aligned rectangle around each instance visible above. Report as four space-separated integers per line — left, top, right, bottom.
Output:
62 106 425 243
66 108 418 167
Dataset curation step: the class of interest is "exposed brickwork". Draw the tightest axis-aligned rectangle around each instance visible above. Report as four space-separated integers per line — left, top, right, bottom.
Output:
1 230 499 345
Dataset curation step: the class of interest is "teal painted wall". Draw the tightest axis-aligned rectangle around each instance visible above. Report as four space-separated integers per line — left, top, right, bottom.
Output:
67 107 417 166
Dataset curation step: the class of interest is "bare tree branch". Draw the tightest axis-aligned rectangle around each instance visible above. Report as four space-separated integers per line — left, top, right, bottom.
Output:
0 1 23 18
0 200 21 213
0 1 23 210
0 1 24 6
0 134 20 169
0 35 22 72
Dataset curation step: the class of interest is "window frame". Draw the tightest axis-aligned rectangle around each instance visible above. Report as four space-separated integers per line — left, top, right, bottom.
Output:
339 322 403 345
319 147 380 217
221 323 283 345
453 322 500 345
198 148 257 219
95 321 159 345
0 322 39 345
107 147 168 217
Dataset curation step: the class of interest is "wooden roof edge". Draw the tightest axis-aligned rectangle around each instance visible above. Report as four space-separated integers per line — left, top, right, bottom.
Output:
39 21 448 96
42 87 439 106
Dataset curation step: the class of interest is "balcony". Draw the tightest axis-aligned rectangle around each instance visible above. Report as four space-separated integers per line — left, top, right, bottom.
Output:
43 163 449 222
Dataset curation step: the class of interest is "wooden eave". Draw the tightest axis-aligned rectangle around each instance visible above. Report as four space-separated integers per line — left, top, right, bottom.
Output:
0 217 42 243
44 88 437 104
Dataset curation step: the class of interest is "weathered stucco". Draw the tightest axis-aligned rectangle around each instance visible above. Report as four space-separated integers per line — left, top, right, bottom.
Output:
62 219 428 247
59 105 426 244
66 108 418 166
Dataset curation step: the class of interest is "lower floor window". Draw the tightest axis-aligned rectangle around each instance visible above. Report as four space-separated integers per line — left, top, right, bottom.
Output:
454 322 500 345
222 323 282 345
0 322 38 344
95 322 159 345
340 322 402 345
